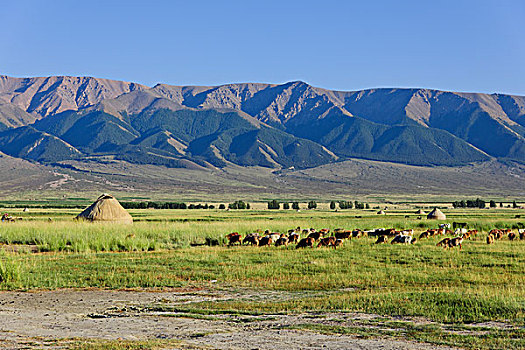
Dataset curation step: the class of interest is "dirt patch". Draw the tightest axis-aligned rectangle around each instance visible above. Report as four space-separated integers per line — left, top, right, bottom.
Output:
0 289 503 349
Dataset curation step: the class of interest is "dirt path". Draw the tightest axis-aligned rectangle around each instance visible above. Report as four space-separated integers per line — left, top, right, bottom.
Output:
0 289 464 349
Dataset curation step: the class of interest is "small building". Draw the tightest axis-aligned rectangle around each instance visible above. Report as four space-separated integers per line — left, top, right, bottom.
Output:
427 207 446 220
76 194 133 224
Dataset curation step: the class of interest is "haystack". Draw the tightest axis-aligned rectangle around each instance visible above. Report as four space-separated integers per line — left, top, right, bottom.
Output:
76 194 133 224
415 209 426 215
427 207 446 220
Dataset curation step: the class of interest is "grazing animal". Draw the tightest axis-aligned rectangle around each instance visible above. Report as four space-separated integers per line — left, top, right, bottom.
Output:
226 232 242 246
333 239 344 248
275 234 289 247
375 235 388 244
258 236 273 247
466 230 478 239
296 237 315 249
288 232 300 243
335 230 352 240
454 228 468 235
243 234 259 246
352 229 365 238
447 236 464 250
267 233 281 242
439 223 451 229
391 235 416 244
519 229 525 240
437 238 451 247
419 231 430 240
317 236 336 248
307 231 323 241
486 234 494 245
508 231 517 241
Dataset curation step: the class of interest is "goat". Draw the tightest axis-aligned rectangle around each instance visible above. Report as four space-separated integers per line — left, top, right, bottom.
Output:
296 237 315 249
258 236 273 247
317 236 336 248
288 232 300 244
375 235 388 244
275 234 289 247
243 234 259 246
335 230 352 240
226 232 242 246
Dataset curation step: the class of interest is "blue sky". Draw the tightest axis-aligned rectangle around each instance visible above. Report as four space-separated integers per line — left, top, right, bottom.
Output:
1 0 524 95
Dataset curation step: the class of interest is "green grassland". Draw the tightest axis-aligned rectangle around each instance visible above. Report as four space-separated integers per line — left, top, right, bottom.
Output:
0 207 524 349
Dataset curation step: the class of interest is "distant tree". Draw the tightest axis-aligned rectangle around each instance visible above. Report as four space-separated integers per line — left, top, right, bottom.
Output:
292 202 300 210
330 201 336 210
513 201 518 208
500 202 503 208
219 204 225 209
268 200 280 210
339 201 353 209
489 200 496 208
188 204 195 209
246 203 250 209
308 200 317 209
229 200 247 209
209 205 215 209
283 202 290 210
365 203 370 209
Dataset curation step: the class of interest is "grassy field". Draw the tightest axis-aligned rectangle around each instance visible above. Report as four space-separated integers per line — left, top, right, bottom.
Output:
0 207 524 349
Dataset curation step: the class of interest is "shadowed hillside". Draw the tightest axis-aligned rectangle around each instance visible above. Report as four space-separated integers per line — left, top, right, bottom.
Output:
0 75 523 171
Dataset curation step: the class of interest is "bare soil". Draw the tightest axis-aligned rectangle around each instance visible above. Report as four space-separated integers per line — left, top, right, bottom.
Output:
0 289 473 349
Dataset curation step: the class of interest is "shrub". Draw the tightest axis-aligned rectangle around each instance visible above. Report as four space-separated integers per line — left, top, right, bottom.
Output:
268 200 280 210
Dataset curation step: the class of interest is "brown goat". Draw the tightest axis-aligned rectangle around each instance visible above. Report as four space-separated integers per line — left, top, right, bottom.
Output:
317 236 336 248
296 237 315 249
226 232 242 246
258 236 273 247
307 231 323 241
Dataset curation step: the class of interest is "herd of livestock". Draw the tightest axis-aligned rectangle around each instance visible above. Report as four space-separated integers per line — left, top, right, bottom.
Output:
226 224 525 250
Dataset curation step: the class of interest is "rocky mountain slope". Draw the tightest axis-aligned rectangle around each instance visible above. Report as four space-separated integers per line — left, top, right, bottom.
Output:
0 75 523 169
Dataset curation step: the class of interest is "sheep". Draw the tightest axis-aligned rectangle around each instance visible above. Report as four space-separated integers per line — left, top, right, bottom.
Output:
508 231 517 241
391 235 416 244
486 234 494 245
333 239 344 248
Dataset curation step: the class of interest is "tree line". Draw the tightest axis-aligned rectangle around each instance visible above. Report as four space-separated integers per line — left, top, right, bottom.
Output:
452 199 519 209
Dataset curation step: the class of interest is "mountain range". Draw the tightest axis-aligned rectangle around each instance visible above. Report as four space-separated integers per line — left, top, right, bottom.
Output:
0 75 524 171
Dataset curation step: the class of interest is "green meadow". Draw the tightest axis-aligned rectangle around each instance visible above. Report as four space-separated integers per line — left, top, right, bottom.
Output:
0 207 524 349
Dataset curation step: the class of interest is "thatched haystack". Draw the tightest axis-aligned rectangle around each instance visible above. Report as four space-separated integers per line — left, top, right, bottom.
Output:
427 207 446 220
415 209 426 215
76 194 133 224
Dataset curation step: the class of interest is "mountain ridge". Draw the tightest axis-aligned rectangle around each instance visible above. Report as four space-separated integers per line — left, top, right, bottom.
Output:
0 75 523 170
